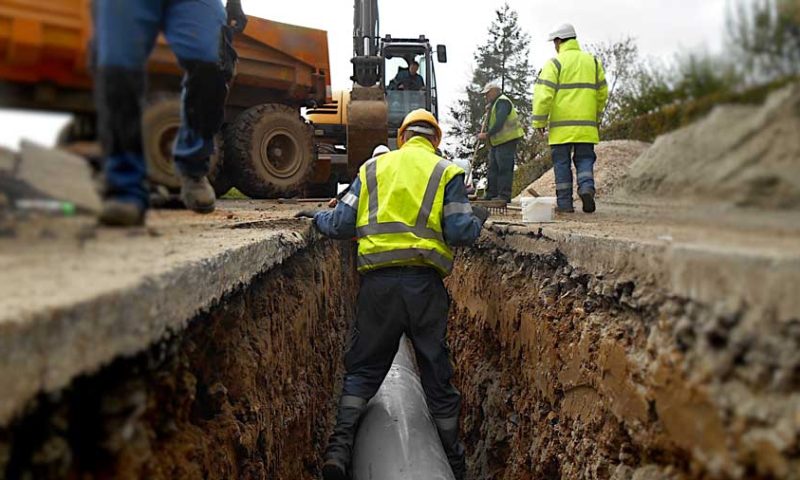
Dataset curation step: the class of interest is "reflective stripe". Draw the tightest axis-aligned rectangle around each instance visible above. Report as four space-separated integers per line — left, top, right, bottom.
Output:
357 222 442 241
434 416 459 431
532 114 549 122
341 192 359 208
556 182 573 190
443 202 472 217
559 82 601 90
341 395 367 409
535 78 558 89
366 159 379 225
597 79 607 88
358 248 453 273
538 80 603 91
360 159 448 240
549 120 598 128
416 160 449 228
551 58 562 73
577 171 594 180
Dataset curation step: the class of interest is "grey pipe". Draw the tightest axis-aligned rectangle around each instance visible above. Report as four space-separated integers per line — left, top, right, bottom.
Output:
351 338 455 480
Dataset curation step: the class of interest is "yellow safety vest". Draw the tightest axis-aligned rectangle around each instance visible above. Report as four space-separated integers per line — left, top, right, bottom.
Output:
488 94 525 147
355 136 464 277
532 39 609 145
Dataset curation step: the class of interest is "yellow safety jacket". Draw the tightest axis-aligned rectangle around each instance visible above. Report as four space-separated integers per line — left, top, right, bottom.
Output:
488 94 525 147
532 39 608 145
355 136 464 277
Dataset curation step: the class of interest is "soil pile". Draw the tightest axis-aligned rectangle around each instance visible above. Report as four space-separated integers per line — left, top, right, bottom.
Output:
618 83 800 210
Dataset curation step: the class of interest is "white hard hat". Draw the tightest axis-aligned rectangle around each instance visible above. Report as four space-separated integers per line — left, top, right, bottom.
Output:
546 23 577 41
372 145 390 157
480 80 501 94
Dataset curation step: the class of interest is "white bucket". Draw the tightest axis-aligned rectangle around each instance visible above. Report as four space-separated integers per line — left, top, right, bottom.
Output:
521 196 557 223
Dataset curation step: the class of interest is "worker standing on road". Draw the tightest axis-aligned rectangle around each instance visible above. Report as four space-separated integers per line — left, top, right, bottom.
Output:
532 23 608 213
93 0 247 226
478 81 525 203
296 109 489 480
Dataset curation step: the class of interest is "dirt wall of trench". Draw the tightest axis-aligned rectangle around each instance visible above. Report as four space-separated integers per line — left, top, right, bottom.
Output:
0 238 357 480
447 232 800 480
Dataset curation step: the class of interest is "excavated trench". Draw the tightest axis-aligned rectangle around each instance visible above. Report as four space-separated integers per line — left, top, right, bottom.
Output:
1 226 798 479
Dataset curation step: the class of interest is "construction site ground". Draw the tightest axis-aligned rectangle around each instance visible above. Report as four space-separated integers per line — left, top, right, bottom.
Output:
2 191 798 478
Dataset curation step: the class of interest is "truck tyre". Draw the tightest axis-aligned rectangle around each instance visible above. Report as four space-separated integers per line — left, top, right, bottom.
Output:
142 96 226 193
225 103 314 199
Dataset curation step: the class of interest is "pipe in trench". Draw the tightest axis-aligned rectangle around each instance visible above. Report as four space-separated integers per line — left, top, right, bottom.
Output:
351 337 455 480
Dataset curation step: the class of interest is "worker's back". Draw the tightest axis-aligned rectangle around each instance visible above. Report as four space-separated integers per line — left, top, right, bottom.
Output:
354 136 464 276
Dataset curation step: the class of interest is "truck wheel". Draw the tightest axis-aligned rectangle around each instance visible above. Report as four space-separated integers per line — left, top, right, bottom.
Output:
225 104 313 199
142 96 224 191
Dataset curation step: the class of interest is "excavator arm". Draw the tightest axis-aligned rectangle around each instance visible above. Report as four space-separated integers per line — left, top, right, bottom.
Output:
347 0 388 174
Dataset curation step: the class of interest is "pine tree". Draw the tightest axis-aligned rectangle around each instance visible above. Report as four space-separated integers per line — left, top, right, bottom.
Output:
446 3 534 176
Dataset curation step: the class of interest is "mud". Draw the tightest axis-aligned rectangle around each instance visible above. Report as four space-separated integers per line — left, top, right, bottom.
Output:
447 230 800 480
0 237 357 480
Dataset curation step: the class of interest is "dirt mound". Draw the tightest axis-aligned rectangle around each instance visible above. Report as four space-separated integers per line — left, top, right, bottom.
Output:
618 83 800 210
513 140 651 203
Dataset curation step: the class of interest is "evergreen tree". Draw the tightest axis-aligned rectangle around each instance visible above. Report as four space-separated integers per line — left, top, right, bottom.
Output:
447 3 534 176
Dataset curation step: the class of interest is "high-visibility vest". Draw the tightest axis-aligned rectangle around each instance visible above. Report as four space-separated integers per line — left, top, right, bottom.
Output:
355 136 464 277
488 94 525 147
532 39 609 145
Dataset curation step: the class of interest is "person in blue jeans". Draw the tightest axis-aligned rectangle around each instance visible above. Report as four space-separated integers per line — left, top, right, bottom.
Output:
551 143 597 213
93 0 247 226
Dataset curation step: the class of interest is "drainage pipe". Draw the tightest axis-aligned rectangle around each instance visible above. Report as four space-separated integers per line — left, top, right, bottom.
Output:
351 338 455 480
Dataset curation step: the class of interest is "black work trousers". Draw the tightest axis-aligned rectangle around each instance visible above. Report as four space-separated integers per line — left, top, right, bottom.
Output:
341 267 461 419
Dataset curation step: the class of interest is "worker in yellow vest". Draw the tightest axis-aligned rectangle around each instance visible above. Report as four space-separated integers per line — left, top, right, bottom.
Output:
478 81 525 203
533 23 608 213
296 109 489 480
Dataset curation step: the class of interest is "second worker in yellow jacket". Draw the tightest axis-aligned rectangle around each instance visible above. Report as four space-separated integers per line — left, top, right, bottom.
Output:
532 23 608 213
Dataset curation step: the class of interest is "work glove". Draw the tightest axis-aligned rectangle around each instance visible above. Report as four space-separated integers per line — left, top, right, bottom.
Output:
294 209 320 219
226 0 248 32
472 205 490 225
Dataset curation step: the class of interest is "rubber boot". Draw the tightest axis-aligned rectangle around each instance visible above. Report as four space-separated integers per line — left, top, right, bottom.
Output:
179 174 216 214
322 395 367 480
98 199 145 227
435 417 467 480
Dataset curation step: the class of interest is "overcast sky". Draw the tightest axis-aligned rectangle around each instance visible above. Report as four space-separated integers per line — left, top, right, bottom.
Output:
0 0 729 150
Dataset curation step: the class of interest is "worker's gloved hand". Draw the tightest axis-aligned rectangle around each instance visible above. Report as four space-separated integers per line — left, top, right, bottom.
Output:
294 209 320 219
472 205 490 224
226 0 248 32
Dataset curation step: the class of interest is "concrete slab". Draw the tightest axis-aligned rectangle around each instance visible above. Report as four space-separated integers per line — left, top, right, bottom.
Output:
17 141 101 212
0 200 318 425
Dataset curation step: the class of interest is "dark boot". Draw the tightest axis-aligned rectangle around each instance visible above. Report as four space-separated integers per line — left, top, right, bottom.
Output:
98 199 145 227
435 417 466 480
179 174 216 213
579 188 596 213
322 395 366 480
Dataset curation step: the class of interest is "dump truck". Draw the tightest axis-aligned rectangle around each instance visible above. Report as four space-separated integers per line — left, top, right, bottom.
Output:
0 0 332 197
307 0 447 180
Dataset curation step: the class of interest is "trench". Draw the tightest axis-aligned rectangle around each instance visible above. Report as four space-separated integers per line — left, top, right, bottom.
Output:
1 228 798 479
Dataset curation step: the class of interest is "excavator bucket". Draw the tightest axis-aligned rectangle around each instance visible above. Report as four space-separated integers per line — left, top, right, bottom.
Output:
347 86 388 176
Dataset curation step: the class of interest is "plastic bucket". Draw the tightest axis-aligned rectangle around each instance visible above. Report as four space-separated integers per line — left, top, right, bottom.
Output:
521 196 556 223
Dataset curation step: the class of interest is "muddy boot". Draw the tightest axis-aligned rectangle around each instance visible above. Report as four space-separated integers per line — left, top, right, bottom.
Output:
322 395 366 480
98 199 145 227
579 188 596 213
435 417 467 480
179 174 216 214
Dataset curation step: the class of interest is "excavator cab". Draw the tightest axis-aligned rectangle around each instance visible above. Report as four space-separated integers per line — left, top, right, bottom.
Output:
383 37 441 134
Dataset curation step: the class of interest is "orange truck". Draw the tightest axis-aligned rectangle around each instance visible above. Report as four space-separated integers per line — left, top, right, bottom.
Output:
0 0 334 197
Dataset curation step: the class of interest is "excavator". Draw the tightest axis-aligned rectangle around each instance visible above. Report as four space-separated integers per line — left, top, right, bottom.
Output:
307 0 448 188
